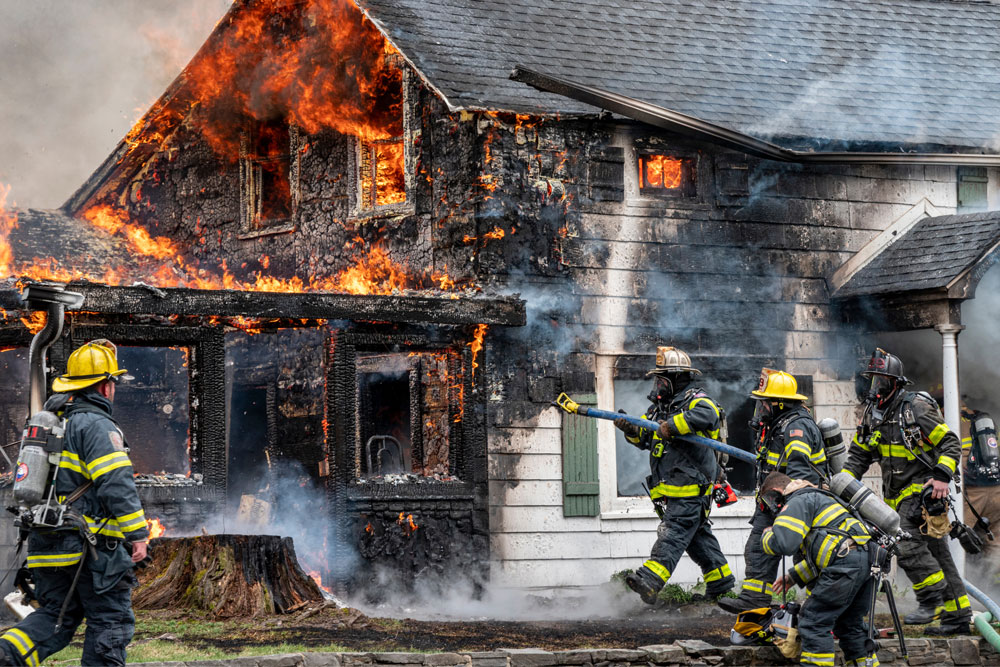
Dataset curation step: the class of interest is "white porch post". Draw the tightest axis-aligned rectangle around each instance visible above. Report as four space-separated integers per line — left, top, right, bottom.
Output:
934 323 965 573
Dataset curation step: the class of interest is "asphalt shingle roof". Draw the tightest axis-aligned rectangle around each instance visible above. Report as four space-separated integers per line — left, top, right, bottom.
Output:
358 0 1000 149
836 210 1000 297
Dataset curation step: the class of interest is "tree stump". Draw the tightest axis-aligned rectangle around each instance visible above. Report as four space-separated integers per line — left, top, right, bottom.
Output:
133 535 324 618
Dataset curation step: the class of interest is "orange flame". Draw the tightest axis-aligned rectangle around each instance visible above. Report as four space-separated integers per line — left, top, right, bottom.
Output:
468 324 487 379
147 517 166 539
639 155 682 189
0 184 16 277
396 512 418 534
19 312 45 335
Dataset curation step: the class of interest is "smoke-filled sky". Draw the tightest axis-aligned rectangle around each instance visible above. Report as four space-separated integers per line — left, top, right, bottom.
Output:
0 0 231 209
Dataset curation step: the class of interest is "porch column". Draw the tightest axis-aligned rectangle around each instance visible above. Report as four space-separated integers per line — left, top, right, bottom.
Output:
934 322 965 573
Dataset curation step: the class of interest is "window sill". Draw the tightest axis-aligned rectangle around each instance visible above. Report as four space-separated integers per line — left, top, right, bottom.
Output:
601 495 756 521
237 222 297 240
351 201 415 223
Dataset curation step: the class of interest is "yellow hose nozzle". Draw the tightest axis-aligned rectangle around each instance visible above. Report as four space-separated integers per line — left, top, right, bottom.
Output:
554 392 580 414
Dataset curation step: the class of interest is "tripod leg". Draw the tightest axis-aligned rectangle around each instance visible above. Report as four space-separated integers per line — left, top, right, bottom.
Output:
882 579 907 660
864 571 879 661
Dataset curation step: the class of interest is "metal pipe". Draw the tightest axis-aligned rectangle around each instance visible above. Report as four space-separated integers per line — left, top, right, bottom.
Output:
21 284 85 415
509 67 1000 167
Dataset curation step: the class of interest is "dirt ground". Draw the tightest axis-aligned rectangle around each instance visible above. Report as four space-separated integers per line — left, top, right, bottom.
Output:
136 603 737 653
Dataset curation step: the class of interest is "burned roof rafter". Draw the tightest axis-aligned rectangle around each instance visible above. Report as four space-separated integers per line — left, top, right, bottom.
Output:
1 284 526 327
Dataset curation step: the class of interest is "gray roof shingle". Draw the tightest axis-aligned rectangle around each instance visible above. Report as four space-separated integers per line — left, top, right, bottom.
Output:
836 210 1000 297
358 0 1000 149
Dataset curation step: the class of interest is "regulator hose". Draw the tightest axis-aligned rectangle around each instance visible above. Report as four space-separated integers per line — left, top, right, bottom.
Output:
965 580 1000 652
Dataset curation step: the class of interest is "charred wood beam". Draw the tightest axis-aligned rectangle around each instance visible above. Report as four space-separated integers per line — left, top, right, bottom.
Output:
2 285 526 326
510 67 1000 166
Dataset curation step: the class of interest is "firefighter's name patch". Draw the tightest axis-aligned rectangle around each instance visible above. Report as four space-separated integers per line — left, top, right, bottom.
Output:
109 430 125 451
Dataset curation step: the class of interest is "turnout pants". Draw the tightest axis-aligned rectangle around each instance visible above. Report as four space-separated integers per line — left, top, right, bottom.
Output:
736 505 780 605
797 547 875 667
647 495 734 595
896 497 970 621
0 560 135 666
965 484 1000 584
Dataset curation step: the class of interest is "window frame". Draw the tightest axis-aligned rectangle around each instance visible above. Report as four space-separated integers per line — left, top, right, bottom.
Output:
238 118 300 239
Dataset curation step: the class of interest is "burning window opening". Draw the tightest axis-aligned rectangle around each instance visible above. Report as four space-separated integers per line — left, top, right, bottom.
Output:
637 153 696 197
359 138 406 210
240 118 299 235
115 346 192 481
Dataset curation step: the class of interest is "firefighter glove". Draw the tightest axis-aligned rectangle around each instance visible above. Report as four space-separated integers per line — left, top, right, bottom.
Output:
614 414 640 438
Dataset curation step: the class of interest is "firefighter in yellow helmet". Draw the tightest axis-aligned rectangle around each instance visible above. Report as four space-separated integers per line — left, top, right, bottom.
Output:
613 346 734 604
719 368 828 615
0 341 148 667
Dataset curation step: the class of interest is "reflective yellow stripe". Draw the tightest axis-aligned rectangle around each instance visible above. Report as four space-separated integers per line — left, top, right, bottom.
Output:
643 560 671 583
762 529 776 556
672 413 691 435
784 441 811 458
689 397 720 417
885 483 925 510
912 570 944 591
83 515 125 539
703 563 732 582
88 451 132 480
813 504 847 527
27 552 83 568
853 433 873 452
765 451 780 464
962 436 973 450
2 628 38 666
928 423 950 445
801 652 835 666
817 534 841 568
58 450 91 479
649 483 709 499
774 515 809 539
943 595 971 612
793 559 816 583
809 448 827 463
741 579 773 595
937 455 957 474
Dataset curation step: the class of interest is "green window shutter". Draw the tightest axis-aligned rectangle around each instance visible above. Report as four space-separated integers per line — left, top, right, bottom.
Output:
958 166 988 213
562 393 600 517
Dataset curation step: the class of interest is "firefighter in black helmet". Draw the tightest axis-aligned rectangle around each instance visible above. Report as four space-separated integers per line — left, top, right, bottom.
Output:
614 346 734 604
843 348 970 635
719 368 828 615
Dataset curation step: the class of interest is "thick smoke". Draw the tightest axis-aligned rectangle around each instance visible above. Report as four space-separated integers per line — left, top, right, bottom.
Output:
0 0 230 208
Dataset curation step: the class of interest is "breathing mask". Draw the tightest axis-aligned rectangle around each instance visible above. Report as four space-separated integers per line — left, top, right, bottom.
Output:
866 374 896 407
648 373 688 404
759 487 785 514
748 399 776 432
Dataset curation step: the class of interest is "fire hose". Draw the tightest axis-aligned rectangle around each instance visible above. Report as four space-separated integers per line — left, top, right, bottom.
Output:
965 580 1000 651
552 393 757 465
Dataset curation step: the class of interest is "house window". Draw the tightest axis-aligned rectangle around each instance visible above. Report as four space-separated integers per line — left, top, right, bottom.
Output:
958 166 988 213
637 153 696 197
353 59 410 218
359 139 406 210
114 346 191 477
354 349 457 479
240 118 298 236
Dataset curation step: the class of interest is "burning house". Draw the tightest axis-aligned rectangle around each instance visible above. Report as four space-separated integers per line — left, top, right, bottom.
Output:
3 0 1000 597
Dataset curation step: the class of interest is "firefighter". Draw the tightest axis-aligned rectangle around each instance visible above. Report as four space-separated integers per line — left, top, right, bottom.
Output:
843 348 970 635
960 404 1000 584
760 471 876 667
0 341 149 667
614 346 734 604
719 368 828 614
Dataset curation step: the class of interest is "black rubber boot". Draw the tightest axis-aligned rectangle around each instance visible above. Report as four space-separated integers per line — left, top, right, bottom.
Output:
925 615 972 635
625 567 664 605
717 593 770 614
903 602 941 625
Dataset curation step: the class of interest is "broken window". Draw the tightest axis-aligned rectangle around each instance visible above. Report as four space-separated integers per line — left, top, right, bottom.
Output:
637 153 696 197
0 348 29 475
240 118 298 235
114 346 191 478
354 58 409 216
354 350 456 479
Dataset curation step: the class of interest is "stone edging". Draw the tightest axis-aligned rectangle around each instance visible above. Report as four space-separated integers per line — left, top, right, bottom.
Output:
129 636 999 667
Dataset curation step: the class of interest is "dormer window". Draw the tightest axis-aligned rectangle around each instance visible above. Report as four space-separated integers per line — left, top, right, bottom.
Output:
637 152 696 197
240 118 299 236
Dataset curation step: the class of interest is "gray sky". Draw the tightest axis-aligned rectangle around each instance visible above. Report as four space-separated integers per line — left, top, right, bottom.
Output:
0 0 232 209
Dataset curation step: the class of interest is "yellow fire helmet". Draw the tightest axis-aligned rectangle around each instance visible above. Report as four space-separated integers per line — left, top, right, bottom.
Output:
730 607 776 645
646 346 701 377
51 340 130 393
751 368 808 402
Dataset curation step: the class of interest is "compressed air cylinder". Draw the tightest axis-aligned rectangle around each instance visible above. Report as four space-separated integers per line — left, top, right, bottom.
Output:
973 414 999 470
829 471 900 537
13 411 60 506
818 417 847 474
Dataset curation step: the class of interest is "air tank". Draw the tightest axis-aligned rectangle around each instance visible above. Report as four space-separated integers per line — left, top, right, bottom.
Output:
829 471 900 537
972 414 999 470
818 417 847 475
13 410 61 506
